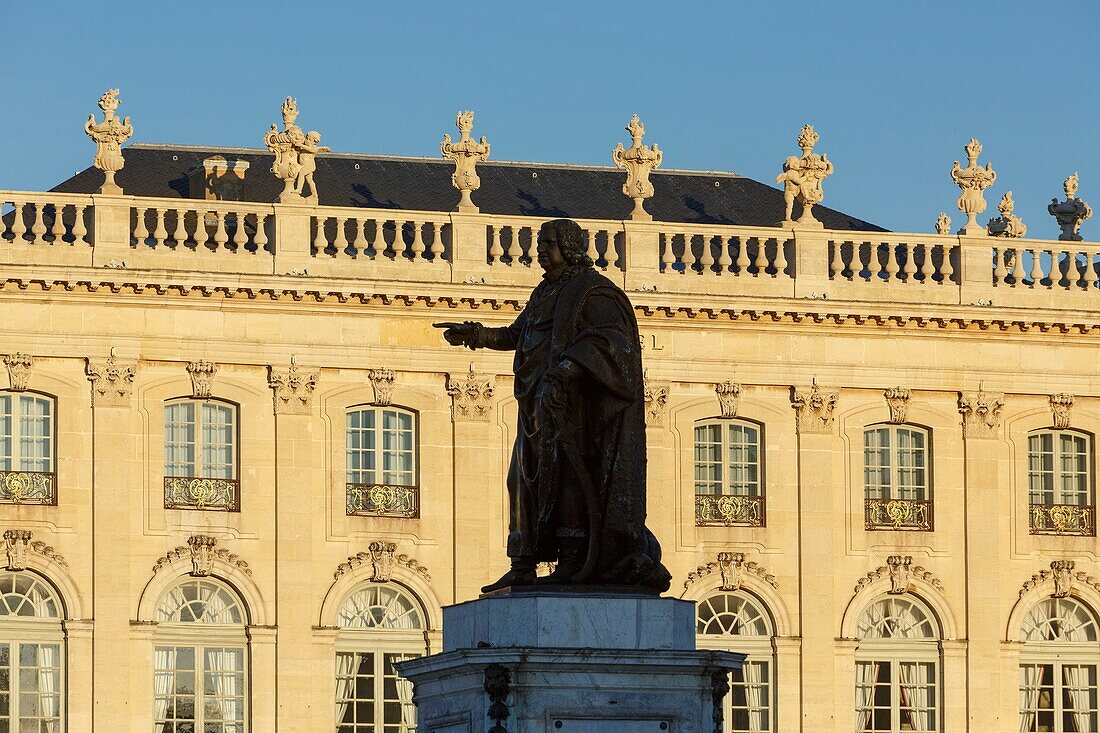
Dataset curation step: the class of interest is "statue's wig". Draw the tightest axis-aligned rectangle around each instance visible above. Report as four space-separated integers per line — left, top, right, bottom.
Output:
541 219 594 270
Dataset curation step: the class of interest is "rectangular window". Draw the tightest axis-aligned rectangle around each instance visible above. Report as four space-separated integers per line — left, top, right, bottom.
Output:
1028 431 1095 536
346 407 419 518
1020 662 1099 733
0 642 63 732
155 644 245 733
729 659 771 733
163 400 239 511
694 421 764 527
0 394 57 505
864 426 932 531
335 651 417 733
856 660 938 732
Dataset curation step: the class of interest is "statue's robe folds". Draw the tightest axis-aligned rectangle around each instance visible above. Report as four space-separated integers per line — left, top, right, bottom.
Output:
480 268 671 592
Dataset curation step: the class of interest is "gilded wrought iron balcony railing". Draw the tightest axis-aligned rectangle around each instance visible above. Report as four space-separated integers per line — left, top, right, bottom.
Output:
1029 503 1094 536
865 498 933 531
346 483 420 518
695 493 765 527
0 470 57 505
163 476 240 511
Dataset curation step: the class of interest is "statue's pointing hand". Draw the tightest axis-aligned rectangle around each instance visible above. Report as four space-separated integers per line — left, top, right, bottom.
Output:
433 321 482 349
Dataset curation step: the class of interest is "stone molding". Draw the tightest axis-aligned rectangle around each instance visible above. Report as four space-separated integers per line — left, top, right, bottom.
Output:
854 555 943 596
334 541 431 582
368 368 396 406
684 551 778 592
791 384 837 434
152 534 252 578
1019 560 1100 599
2 353 33 391
446 366 494 422
884 386 911 424
186 360 218 399
715 380 742 419
3 529 68 571
1049 393 1075 429
958 389 1004 439
267 361 318 415
643 374 669 427
85 355 137 407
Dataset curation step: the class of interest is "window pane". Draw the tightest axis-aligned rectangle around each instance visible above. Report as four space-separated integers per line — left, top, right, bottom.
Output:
165 402 197 477
0 395 11 471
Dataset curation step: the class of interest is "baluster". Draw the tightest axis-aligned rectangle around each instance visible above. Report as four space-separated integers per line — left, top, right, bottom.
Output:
133 207 149 246
919 243 935 280
1029 247 1044 287
394 221 410 258
684 234 701 272
333 217 349 255
369 220 386 257
410 220 425 260
902 243 917 280
486 225 501 263
232 211 248 249
49 204 67 244
254 213 269 252
753 236 768 274
661 233 675 270
429 222 445 261
1006 249 1020 283
198 210 215 248
884 240 900 281
717 235 733 271
773 237 787 276
213 211 229 248
1056 250 1070 287
939 244 954 282
735 237 750 274
585 229 599 263
152 208 168 247
350 218 366 256
1083 250 1098 290
605 230 619 269
992 248 1007 282
10 203 26 242
170 209 188 246
72 205 89 246
312 217 328 253
506 226 523 261
830 240 845 278
698 234 715 271
30 202 47 245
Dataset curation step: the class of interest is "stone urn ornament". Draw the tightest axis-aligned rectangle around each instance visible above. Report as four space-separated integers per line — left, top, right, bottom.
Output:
776 124 834 227
440 111 491 213
1048 173 1092 241
263 97 330 204
612 114 662 221
83 89 133 195
950 138 997 235
987 191 1026 238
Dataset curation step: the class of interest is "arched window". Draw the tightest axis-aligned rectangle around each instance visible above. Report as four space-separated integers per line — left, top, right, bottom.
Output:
1019 597 1099 732
855 596 941 732
0 571 64 731
694 419 765 527
864 425 932 531
335 583 426 733
1028 430 1095 536
154 578 248 733
163 399 239 511
697 591 775 733
345 407 419 518
0 393 56 505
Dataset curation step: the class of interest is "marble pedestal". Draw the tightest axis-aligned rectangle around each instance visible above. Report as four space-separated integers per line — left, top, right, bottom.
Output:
395 589 743 733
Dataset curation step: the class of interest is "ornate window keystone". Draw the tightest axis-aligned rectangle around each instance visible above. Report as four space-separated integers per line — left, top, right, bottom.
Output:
268 361 318 415
440 111 491 213
333 543 430 582
446 366 494 422
715 380 742 419
958 389 1004 439
643 373 669 427
886 555 913 594
3 353 33 392
1050 560 1076 598
791 384 838 434
3 530 31 571
612 114 663 221
368 368 396 406
85 355 137 407
950 138 997 235
683 552 778 592
716 551 745 591
186 360 218 399
83 88 133 195
1049 393 1075 429
187 534 218 577
884 387 911 424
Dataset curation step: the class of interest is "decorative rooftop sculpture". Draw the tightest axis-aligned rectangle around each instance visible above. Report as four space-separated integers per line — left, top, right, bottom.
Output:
612 115 663 221
950 139 997 235
1048 173 1092 241
83 89 133 195
776 125 834 228
935 212 952 235
440 111 491 213
263 97 330 204
987 191 1026 238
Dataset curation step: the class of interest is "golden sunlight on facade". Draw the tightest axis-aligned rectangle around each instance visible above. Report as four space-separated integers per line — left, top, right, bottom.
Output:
0 91 1097 732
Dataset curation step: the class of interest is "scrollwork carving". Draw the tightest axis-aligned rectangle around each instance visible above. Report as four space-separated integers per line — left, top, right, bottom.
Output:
186 360 217 399
3 353 33 391
334 543 430 582
958 389 1004 439
884 386 910 424
268 360 318 415
643 373 669 427
791 384 837 434
152 536 251 577
684 552 778 591
855 558 943 595
715 380 742 419
368 368 396 406
85 355 136 407
446 366 494 422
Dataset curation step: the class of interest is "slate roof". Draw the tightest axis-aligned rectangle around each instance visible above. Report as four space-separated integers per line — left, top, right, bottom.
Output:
51 144 885 231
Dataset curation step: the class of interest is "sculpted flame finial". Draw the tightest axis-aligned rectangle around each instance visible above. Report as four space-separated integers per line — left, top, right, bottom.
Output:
1049 172 1092 241
987 191 1026 238
83 88 133 195
441 110 491 213
776 124 834 228
935 212 952 235
950 138 997 235
612 114 663 221
263 96 330 204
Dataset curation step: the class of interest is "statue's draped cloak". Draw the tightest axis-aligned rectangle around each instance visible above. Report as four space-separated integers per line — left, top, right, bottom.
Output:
487 268 670 591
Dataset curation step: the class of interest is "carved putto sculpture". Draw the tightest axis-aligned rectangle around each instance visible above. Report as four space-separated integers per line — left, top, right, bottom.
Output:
263 97 330 204
612 115 663 221
950 139 997 235
987 191 1027 238
440 111 491 213
1048 173 1092 241
776 125 834 227
83 89 133 194
935 212 951 235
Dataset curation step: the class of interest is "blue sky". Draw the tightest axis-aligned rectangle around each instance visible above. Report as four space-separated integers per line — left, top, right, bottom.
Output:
1 1 1096 234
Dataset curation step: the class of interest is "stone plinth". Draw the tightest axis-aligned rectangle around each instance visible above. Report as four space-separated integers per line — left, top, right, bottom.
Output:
396 590 743 733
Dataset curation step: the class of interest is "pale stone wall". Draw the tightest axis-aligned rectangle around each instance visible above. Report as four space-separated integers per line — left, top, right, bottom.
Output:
0 195 1098 732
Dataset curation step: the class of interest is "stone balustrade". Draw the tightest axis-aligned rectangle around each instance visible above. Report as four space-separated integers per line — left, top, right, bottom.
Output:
4 190 1100 311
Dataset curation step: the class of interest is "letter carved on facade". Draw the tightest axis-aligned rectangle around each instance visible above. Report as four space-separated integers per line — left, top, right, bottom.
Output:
368 368 396 407
791 384 838 434
83 89 133 195
612 114 663 221
263 97 330 204
1048 173 1092 242
85 355 137 407
440 111 491 213
3 530 31 571
3 353 33 392
715 380 742 419
643 373 670 427
884 387 911 424
987 191 1027 238
268 361 318 415
1050 393 1075 429
958 389 1004 439
446 366 494 422
950 138 997 235
188 534 217 577
187 360 218 400
776 124 834 227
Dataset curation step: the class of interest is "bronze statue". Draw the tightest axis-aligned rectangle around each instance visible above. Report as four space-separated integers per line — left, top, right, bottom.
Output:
435 219 672 594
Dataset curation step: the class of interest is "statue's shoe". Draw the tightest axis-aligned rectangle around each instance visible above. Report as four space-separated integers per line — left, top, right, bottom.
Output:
534 561 582 585
480 567 536 594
